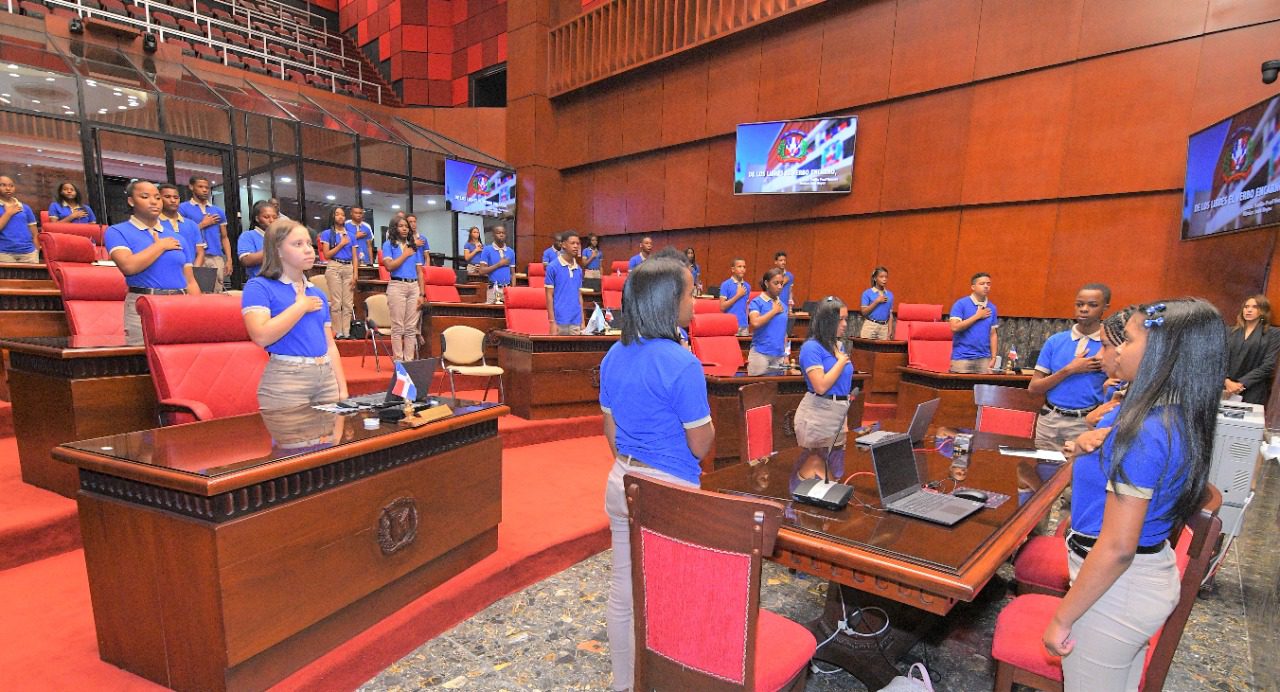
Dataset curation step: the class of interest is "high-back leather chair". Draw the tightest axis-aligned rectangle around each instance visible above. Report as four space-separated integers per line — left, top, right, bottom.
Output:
693 297 720 314
41 232 98 289
893 303 943 341
609 260 630 276
739 381 778 466
601 274 625 310
690 312 745 376
502 286 550 334
58 265 127 337
42 222 108 260
421 265 462 302
974 384 1044 439
137 294 269 425
526 262 545 288
905 321 953 372
624 474 816 690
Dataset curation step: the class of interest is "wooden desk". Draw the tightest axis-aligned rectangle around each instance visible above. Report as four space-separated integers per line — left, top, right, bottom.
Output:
0 261 51 281
705 435 1069 688
789 310 810 340
897 366 1033 429
493 330 614 419
849 338 908 404
54 401 506 692
2 336 155 497
421 301 506 359
0 285 70 401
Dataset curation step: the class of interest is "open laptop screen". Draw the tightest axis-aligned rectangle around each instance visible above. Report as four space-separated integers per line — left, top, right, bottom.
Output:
871 435 921 502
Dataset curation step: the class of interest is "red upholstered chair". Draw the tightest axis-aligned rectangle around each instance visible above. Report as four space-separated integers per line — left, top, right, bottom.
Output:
693 297 720 314
740 381 778 466
601 274 625 310
58 265 127 337
1013 521 1072 597
502 286 551 335
376 254 390 282
137 295 269 425
905 321 953 372
609 260 630 275
690 312 745 376
974 384 1043 439
41 232 98 289
624 473 814 691
421 265 461 302
42 221 108 259
893 303 943 341
526 262 545 288
992 486 1222 692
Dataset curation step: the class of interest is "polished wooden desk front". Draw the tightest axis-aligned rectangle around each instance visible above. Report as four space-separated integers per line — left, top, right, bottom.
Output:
705 434 1068 688
54 401 507 692
897 366 1033 429
1 335 155 497
0 282 71 401
849 337 908 404
0 261 52 281
493 330 615 419
421 301 506 359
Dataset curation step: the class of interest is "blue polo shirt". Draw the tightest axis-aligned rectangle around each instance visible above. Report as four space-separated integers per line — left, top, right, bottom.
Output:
478 243 515 285
414 234 429 264
950 296 999 360
779 270 795 307
344 220 372 258
541 246 558 264
628 253 646 270
748 294 787 356
582 247 601 270
689 263 701 288
1071 407 1187 545
104 219 193 289
860 288 894 322
463 241 482 260
719 278 750 328
1035 327 1106 410
48 202 96 224
799 340 854 396
0 202 37 254
161 215 205 264
545 255 584 327
318 228 356 262
237 228 266 280
178 200 226 257
381 241 421 280
241 276 331 357
600 338 712 484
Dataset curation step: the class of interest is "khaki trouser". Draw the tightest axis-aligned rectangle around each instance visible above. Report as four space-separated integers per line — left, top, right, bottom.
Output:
386 279 420 361
0 250 39 263
123 292 143 346
257 358 340 410
486 283 507 304
1035 409 1093 451
746 348 786 376
859 320 890 340
584 269 602 279
202 255 226 293
554 323 583 336
325 261 355 337
950 357 990 374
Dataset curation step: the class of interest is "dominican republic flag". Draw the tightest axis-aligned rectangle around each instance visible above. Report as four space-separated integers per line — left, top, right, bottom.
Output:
391 361 417 401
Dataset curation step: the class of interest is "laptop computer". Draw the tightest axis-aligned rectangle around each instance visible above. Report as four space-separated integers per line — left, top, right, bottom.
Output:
339 358 439 408
870 433 983 525
855 398 940 446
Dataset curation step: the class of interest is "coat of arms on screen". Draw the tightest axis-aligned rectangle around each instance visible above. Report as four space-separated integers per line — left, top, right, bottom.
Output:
774 130 812 163
1219 126 1258 185
377 497 419 555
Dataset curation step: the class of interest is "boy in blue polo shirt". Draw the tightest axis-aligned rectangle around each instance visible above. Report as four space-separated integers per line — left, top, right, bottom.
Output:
545 231 584 335
345 206 374 260
0 175 40 263
158 183 206 266
859 266 894 340
949 272 998 373
407 214 429 264
541 232 562 265
476 225 515 304
179 176 229 292
1028 283 1110 450
719 257 750 335
628 235 652 270
773 251 795 309
747 268 789 375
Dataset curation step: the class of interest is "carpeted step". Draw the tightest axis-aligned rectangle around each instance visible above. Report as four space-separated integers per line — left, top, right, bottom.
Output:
0 401 12 439
0 437 81 571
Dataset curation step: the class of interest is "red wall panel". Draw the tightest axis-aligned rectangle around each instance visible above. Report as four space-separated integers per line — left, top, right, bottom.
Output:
880 88 973 211
1076 0 1207 58
660 56 709 147
876 210 962 308
754 16 822 124
704 35 761 137
888 0 981 98
953 204 1058 316
618 72 664 156
973 0 1083 79
816 0 895 112
807 216 883 307
625 155 665 233
662 144 709 231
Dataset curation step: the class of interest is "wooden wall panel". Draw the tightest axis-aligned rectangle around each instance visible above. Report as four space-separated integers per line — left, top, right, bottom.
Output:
961 69 1073 205
662 144 709 230
591 159 627 235
973 0 1083 80
625 155 665 233
1264 233 1280 315
888 0 981 98
703 138 756 227
755 15 822 124
552 96 591 169
587 89 624 163
876 210 962 307
706 226 759 292
1076 0 1208 58
952 204 1058 316
808 216 882 306
704 35 761 137
660 56 709 147
1162 223 1276 316
559 169 593 233
619 72 664 156
1058 40 1202 198
816 0 895 113
750 223 817 306
1189 21 1280 131
880 89 973 211
1206 0 1280 31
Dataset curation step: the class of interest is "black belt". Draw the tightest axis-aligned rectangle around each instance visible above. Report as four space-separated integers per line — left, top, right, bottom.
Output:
489 282 510 288
128 287 187 295
389 277 417 282
331 259 351 264
1068 533 1166 559
1042 403 1098 418
618 454 655 470
813 392 850 401
866 317 888 325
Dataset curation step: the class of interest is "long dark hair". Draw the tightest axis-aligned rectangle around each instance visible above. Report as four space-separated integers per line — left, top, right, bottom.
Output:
1233 294 1271 333
389 217 411 247
326 207 345 232
760 266 786 293
57 180 83 204
808 296 847 354
619 257 687 346
1108 298 1225 525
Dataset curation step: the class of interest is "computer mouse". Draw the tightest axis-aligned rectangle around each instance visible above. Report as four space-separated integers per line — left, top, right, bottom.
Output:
953 488 989 503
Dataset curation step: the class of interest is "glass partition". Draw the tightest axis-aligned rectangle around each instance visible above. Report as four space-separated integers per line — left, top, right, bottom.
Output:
162 96 231 144
300 122 355 166
0 112 85 217
301 162 355 230
360 171 409 248
0 63 79 118
97 131 166 224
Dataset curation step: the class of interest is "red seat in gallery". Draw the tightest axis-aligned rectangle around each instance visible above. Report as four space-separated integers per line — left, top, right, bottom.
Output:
41 232 98 289
526 262 545 288
421 265 461 302
893 302 943 341
57 264 127 337
973 384 1043 439
137 294 268 425
601 274 625 310
501 286 550 335
904 321 953 372
690 312 744 376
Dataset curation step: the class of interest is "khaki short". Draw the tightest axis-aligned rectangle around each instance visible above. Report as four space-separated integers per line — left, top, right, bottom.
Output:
554 323 583 336
859 320 890 340
202 255 227 293
746 349 786 376
950 358 990 374
1035 409 1094 451
257 358 340 411
794 391 851 449
486 284 507 304
0 251 39 263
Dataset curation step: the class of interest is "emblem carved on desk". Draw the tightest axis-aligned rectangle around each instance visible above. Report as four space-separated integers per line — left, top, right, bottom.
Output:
590 365 600 388
377 497 419 555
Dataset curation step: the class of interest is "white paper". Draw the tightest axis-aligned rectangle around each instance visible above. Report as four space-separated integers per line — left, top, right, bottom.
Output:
998 446 1067 462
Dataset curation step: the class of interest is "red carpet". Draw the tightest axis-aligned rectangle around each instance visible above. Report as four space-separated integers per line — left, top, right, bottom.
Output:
0 436 80 571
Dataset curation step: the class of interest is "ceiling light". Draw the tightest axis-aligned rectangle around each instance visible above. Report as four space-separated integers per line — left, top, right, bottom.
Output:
86 79 96 86
117 105 127 110
45 77 55 82
0 98 10 105
361 189 371 195
279 177 292 183
250 184 260 189
8 73 19 78
5 64 16 69
313 216 322 220
391 204 400 210
325 194 335 201
1 93 8 97
427 199 437 205
30 99 40 104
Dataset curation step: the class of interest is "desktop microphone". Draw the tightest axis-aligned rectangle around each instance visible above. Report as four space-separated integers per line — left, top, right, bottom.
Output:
792 395 854 511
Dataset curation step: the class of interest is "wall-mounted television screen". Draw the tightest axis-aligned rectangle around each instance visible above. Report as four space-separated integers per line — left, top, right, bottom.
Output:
444 159 516 217
1181 94 1280 239
734 116 857 195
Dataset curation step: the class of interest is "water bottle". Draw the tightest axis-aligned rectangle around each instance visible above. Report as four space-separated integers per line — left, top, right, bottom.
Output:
1007 346 1019 373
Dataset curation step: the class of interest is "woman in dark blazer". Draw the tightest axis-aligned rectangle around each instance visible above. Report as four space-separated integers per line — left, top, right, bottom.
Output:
1225 295 1280 405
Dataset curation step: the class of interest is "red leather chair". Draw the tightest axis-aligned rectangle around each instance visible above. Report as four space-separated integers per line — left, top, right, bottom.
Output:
421 265 462 302
690 312 744 376
41 232 98 289
376 252 391 281
1013 521 1073 597
42 221 108 260
526 262 545 288
693 297 720 314
740 381 778 466
137 295 269 425
905 321 953 372
609 260 630 275
974 384 1043 439
502 286 551 335
601 274 625 310
58 265 127 337
893 303 943 341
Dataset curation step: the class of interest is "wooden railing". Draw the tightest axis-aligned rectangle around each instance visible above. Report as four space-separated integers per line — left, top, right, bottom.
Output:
548 0 825 96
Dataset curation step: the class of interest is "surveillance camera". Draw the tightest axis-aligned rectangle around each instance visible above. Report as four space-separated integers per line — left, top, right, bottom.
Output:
1264 60 1280 85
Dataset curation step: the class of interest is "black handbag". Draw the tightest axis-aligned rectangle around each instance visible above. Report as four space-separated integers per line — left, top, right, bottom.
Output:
349 319 367 339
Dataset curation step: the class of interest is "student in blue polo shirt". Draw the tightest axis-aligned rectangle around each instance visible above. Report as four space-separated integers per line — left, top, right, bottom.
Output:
859 266 894 340
476 225 515 304
746 267 789 375
1028 283 1110 451
582 233 603 279
242 218 348 410
0 175 40 263
345 206 374 260
794 296 855 481
683 247 701 293
462 226 484 275
949 272 998 373
406 214 429 265
627 235 652 270
1044 299 1223 689
238 200 277 282
545 231 584 335
599 256 712 692
158 183 205 266
541 232 562 265
718 257 750 335
47 181 96 224
381 217 423 361
105 180 201 345
318 207 359 340
179 176 229 292
773 250 795 309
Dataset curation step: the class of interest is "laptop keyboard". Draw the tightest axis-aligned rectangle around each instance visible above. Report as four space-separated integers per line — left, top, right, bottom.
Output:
891 490 961 515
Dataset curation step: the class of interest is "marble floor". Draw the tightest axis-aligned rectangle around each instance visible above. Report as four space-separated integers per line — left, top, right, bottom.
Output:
362 459 1280 691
